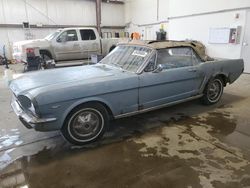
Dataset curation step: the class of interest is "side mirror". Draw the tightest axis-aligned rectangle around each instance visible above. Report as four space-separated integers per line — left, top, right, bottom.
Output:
153 64 163 73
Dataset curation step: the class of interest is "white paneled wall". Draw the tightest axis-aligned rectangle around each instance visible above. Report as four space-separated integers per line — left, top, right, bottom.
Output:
125 0 158 25
168 0 250 59
0 0 125 58
125 0 250 59
0 0 124 26
125 0 169 40
102 3 124 26
46 0 96 25
169 0 250 17
168 10 247 59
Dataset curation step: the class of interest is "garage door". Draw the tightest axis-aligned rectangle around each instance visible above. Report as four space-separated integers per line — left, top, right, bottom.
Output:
241 11 250 73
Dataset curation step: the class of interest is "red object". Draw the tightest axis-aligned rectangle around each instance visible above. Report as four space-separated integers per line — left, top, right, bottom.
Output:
26 48 35 57
26 48 35 54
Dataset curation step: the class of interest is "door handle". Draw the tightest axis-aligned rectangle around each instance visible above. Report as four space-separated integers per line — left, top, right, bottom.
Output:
188 68 197 72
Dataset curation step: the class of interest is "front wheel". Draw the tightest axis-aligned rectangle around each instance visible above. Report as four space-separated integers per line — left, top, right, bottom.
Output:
40 51 52 62
61 103 109 145
201 77 224 105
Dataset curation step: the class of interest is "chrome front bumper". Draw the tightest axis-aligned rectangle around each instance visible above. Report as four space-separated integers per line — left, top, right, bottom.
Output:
11 99 56 128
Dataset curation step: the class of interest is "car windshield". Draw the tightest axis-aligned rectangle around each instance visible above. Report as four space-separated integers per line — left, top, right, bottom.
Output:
100 45 152 72
44 31 60 40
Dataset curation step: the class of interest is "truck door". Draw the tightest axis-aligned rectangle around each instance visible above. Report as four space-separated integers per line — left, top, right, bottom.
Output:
53 29 82 61
79 29 101 58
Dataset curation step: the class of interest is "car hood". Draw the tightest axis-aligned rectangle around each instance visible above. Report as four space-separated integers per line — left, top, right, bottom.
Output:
13 39 50 49
9 65 119 96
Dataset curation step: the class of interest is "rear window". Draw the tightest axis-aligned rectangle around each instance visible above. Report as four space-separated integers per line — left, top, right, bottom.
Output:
80 29 96 40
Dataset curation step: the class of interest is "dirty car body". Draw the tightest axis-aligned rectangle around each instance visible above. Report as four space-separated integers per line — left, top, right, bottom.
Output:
9 40 244 145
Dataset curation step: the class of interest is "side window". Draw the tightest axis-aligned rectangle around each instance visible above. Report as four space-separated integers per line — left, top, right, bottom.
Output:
157 47 201 70
80 29 96 40
144 53 156 72
57 30 78 42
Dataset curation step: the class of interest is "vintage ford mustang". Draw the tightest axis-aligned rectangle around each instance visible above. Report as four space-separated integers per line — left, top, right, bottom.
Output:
9 40 244 145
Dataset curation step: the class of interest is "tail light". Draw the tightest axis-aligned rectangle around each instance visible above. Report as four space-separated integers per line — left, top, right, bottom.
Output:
26 48 35 54
26 48 36 57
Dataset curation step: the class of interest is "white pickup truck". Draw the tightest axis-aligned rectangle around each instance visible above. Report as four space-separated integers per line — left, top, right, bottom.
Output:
12 27 124 63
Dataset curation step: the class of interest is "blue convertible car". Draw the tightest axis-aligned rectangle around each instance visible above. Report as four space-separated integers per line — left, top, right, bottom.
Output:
10 40 244 145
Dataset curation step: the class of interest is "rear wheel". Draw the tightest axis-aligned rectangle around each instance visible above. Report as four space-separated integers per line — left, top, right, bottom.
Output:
61 103 109 145
202 77 224 105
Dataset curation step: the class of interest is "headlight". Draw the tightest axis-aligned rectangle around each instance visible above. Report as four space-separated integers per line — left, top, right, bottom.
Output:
17 95 37 115
17 95 32 109
29 102 36 115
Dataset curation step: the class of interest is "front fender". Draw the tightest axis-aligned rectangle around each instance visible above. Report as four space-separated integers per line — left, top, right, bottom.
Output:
59 97 115 128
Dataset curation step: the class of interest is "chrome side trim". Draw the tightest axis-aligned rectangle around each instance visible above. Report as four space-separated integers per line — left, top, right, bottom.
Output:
114 94 203 119
11 99 56 125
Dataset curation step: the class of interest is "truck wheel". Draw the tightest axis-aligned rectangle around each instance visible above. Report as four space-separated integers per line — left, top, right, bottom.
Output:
40 51 52 61
61 103 109 145
201 77 224 105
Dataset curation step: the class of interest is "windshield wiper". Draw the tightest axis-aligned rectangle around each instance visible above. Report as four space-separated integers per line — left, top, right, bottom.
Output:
110 62 123 70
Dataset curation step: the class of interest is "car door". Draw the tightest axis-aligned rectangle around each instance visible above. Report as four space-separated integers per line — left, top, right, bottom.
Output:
138 47 205 109
53 29 82 61
79 29 101 58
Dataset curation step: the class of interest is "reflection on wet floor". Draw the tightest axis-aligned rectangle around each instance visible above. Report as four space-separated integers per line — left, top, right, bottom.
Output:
1 109 250 188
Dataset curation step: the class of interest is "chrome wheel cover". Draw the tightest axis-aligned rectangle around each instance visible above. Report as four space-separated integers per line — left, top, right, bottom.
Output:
68 108 104 142
207 79 223 103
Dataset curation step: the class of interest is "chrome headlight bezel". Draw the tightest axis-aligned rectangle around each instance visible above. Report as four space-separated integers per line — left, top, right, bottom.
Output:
29 102 37 115
17 95 38 116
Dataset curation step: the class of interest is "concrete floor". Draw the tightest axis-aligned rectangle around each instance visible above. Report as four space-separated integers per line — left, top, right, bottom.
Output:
0 64 250 188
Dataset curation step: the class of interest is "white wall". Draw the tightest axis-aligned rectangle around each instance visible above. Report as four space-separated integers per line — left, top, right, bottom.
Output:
0 0 125 59
125 0 169 40
168 0 250 59
169 0 250 17
124 0 250 59
102 3 125 26
168 10 247 59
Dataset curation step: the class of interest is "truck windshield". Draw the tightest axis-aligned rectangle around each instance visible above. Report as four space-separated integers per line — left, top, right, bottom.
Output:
44 31 60 40
100 45 152 72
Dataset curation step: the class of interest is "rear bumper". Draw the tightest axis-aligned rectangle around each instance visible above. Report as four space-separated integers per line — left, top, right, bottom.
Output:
11 99 57 129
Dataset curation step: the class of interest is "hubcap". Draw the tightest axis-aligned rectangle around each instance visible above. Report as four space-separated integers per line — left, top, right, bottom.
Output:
71 111 100 138
208 80 222 102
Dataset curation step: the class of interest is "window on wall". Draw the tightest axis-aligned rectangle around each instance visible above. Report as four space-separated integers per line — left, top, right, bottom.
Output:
156 47 201 70
80 29 96 40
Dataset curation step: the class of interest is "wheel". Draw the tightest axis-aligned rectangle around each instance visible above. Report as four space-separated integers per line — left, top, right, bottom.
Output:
40 51 52 61
61 103 109 145
201 77 224 105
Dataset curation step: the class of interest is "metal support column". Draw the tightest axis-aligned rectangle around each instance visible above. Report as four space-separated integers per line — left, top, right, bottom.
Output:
96 0 101 35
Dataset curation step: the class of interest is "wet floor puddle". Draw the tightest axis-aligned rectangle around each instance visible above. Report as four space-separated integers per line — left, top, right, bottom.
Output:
0 110 250 188
134 111 250 188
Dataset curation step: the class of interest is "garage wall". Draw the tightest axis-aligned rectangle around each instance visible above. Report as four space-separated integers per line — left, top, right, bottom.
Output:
168 0 250 59
169 0 250 17
125 0 169 40
0 0 125 59
168 10 247 59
